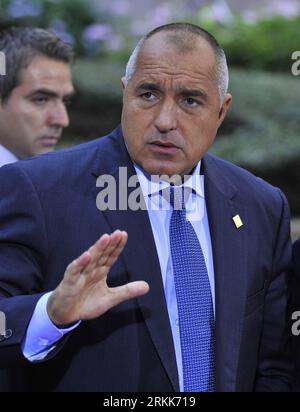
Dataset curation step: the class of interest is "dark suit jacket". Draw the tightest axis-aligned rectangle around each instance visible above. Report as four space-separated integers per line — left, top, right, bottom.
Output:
293 239 300 277
292 238 300 391
0 126 293 391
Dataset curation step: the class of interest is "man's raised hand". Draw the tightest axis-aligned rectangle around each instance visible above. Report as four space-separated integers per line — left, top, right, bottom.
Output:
47 230 149 327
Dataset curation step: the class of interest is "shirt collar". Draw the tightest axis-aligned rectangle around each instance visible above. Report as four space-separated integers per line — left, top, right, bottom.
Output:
0 145 18 167
134 161 204 200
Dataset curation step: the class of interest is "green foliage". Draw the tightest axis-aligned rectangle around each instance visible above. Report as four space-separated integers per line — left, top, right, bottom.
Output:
212 69 300 170
0 0 103 55
71 58 124 99
193 14 300 73
1 1 299 71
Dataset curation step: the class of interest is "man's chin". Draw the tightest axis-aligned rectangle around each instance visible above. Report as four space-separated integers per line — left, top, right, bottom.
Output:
35 146 56 156
141 160 186 178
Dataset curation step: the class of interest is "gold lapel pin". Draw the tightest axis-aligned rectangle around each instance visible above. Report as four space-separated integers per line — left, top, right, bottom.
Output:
232 214 243 229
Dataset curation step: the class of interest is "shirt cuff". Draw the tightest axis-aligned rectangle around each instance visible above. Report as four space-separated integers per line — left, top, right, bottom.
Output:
22 291 80 361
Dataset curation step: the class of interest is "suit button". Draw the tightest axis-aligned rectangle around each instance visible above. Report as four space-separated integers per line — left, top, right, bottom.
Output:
4 329 12 339
0 329 12 341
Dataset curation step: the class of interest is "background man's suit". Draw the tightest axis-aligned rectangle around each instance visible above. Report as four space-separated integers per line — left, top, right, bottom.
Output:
0 126 293 391
292 238 300 391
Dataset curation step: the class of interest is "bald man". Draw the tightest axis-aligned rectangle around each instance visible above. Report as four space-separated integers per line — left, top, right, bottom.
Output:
0 23 293 392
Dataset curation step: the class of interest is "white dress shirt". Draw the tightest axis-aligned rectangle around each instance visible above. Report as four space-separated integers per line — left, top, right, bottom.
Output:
0 144 18 167
22 161 215 392
135 161 215 390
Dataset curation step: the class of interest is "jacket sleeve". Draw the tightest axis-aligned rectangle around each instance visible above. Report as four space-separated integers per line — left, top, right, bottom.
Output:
291 236 300 391
293 238 300 277
254 189 294 391
0 163 48 367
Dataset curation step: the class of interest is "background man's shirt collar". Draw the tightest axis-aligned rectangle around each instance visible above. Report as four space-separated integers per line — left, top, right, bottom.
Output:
0 144 18 167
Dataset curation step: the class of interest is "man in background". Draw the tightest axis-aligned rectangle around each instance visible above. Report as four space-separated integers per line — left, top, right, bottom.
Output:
292 238 300 391
0 26 74 167
0 26 74 390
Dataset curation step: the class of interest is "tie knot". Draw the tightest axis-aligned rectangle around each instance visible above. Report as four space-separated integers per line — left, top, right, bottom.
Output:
169 186 190 210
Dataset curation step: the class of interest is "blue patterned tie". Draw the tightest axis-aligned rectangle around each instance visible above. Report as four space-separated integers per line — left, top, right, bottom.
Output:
169 186 216 392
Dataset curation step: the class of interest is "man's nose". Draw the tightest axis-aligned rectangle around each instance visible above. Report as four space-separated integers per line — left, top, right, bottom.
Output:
48 101 69 128
154 100 177 133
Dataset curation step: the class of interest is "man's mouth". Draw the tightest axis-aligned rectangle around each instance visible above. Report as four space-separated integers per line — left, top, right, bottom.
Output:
39 136 60 147
148 140 180 155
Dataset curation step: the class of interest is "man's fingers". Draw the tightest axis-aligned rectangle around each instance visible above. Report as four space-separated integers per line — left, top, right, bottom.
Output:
65 230 127 281
91 230 127 268
104 231 128 267
106 281 150 309
66 251 91 278
97 231 128 268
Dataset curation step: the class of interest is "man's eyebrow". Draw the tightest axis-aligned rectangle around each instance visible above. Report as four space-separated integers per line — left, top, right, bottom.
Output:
26 89 75 99
177 87 208 100
136 83 208 100
136 82 162 92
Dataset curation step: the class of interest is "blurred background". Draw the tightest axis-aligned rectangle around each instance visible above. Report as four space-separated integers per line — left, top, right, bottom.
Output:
0 0 300 237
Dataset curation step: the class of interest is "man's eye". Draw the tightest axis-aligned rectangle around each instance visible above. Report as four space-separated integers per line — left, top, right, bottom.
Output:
32 96 48 105
141 92 156 101
184 97 199 107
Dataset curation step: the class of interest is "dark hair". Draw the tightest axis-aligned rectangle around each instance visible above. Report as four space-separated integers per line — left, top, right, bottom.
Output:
0 27 74 102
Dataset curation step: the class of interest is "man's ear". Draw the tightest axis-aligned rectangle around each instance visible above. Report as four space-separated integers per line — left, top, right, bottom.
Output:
121 77 126 91
218 93 232 126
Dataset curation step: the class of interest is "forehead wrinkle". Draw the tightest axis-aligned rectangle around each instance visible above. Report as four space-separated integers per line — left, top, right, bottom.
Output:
136 55 216 84
137 64 215 81
135 70 215 93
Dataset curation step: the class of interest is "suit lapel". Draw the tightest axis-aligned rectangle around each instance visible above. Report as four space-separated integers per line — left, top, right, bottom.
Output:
89 130 249 392
90 128 179 391
203 155 248 392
